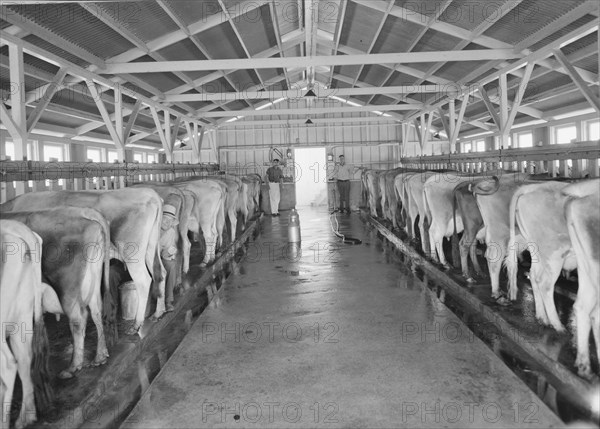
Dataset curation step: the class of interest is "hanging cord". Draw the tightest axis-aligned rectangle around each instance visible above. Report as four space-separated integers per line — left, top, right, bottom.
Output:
329 185 362 245
328 211 362 245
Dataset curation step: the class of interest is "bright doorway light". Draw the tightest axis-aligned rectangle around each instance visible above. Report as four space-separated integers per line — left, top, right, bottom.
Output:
293 147 327 207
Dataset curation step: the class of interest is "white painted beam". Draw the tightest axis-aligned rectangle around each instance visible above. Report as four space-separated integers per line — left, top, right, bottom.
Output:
554 49 600 114
103 50 522 74
26 67 67 133
217 116 400 128
203 104 422 118
165 84 469 102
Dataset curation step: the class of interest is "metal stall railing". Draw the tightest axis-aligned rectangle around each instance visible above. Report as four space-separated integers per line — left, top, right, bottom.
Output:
0 161 220 203
400 141 600 177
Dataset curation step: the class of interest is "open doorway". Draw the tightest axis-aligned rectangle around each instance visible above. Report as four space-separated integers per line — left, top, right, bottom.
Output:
293 147 327 207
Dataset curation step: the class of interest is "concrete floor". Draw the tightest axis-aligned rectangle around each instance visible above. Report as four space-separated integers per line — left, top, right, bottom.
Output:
122 207 563 428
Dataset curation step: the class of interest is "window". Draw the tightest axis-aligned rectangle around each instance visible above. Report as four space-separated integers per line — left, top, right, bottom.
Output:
515 131 533 148
586 120 599 141
147 153 156 163
86 148 103 163
4 141 15 160
44 144 64 162
133 152 144 163
474 139 485 152
107 150 119 163
463 142 472 153
555 124 577 144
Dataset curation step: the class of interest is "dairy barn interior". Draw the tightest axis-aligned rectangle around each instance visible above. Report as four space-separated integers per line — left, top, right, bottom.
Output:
0 0 600 428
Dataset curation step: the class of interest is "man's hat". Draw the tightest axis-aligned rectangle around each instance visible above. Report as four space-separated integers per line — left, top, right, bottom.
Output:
163 204 178 219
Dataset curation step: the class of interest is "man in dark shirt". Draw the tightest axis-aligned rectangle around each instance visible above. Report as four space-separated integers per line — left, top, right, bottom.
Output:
266 159 283 216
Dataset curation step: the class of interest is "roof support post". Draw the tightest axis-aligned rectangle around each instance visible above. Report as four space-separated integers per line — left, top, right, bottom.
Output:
6 43 27 182
123 100 142 146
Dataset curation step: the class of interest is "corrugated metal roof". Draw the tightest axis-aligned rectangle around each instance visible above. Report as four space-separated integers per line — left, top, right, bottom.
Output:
371 15 424 54
234 4 276 56
484 0 583 45
317 0 340 34
359 64 392 87
23 35 90 68
8 4 133 60
274 0 300 36
198 22 246 59
573 56 598 74
163 0 223 27
439 0 513 31
529 14 597 51
339 2 384 51
97 2 180 43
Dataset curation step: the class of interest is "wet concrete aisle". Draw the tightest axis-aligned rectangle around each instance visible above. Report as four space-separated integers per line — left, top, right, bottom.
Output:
122 207 562 428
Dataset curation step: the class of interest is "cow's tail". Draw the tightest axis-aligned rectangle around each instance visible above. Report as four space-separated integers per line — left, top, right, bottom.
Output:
451 185 461 269
98 215 117 347
505 187 526 301
30 232 53 415
150 202 165 297
473 176 501 196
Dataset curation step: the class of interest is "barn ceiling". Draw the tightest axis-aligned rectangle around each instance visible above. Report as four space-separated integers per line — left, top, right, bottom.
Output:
0 0 599 148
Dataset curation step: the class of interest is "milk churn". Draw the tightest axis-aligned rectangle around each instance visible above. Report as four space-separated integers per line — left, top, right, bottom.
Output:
288 208 301 243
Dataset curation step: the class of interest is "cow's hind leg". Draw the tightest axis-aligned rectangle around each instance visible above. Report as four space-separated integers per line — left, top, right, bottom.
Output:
88 289 109 367
459 235 472 280
538 261 566 332
126 264 152 335
1 341 18 429
573 283 595 378
10 335 37 428
61 305 88 378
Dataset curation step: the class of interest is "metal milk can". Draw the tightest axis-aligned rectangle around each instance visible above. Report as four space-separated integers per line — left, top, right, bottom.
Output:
288 208 301 243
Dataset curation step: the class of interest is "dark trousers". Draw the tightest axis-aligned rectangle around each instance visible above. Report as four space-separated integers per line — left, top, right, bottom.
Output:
163 257 177 307
337 180 350 210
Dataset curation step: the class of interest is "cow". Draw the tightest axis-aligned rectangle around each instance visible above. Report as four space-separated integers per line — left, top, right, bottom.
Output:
394 171 418 234
452 181 486 281
240 173 262 219
129 183 192 274
404 171 438 254
423 172 478 268
379 168 405 229
2 208 116 378
1 220 61 428
562 178 600 378
0 188 166 335
504 181 575 332
364 170 382 217
171 179 226 265
471 173 530 300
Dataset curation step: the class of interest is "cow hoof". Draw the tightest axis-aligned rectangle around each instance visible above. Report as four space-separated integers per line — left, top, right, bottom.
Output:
466 277 475 283
58 369 77 379
495 296 511 306
199 262 208 268
15 415 36 429
442 264 451 271
125 325 140 336
91 355 108 367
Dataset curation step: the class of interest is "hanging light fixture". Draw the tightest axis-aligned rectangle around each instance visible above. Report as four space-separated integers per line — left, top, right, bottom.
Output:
304 88 317 98
305 118 314 125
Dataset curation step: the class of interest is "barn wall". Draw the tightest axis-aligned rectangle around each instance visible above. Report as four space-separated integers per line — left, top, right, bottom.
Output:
215 100 403 174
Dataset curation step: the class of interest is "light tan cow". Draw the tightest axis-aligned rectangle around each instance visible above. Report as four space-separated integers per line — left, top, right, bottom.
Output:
172 179 226 265
563 179 600 378
472 173 530 299
0 188 166 335
505 181 575 331
1 220 60 429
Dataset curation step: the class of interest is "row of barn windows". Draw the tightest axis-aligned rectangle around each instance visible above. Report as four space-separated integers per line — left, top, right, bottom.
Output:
2 143 156 164
1 142 157 187
461 119 599 153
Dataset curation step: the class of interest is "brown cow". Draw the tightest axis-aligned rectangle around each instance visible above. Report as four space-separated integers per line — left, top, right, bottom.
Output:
2 208 116 378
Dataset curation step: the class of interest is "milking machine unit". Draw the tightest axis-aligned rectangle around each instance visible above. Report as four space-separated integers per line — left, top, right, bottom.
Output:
288 208 301 243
